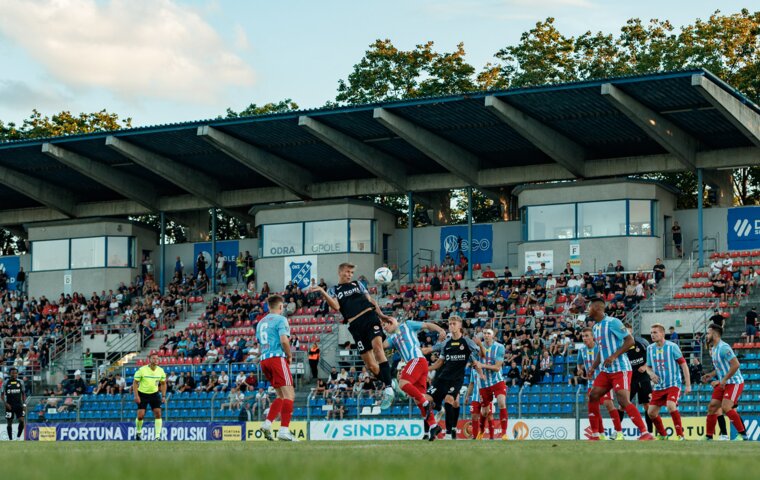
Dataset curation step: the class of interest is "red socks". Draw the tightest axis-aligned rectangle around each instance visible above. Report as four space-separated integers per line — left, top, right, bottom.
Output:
670 410 683 437
706 414 718 437
652 416 666 436
609 408 622 432
588 400 602 434
280 399 294 428
489 420 495 439
726 409 746 434
401 383 427 407
267 398 283 423
499 408 508 435
625 404 648 435
472 416 480 438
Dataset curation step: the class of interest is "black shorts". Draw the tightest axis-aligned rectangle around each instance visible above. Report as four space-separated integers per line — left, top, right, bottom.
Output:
347 310 385 354
426 376 464 409
629 374 652 405
137 392 162 410
4 404 24 420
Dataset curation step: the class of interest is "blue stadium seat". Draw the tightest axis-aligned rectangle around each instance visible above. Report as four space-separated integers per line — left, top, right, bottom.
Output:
528 404 539 415
550 404 562 415
539 404 550 415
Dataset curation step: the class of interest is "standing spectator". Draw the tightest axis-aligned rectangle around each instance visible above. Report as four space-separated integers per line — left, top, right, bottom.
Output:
308 342 320 381
236 253 246 284
216 252 226 279
15 267 25 294
653 258 666 284
196 252 207 276
709 309 725 329
174 256 184 277
668 326 679 344
82 348 94 382
672 221 683 258
745 307 758 344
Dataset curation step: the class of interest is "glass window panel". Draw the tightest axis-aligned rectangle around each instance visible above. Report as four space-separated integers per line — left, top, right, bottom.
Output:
71 237 105 269
107 237 130 267
32 239 70 271
262 224 303 257
578 201 626 238
350 220 373 252
305 220 348 254
629 200 652 236
527 204 575 240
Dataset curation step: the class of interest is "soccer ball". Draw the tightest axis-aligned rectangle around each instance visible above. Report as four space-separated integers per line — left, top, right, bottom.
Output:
374 267 393 284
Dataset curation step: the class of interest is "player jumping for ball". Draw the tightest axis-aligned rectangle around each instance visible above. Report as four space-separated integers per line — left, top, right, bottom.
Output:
311 263 396 409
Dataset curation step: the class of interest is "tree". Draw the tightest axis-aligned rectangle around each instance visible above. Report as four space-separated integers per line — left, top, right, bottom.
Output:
336 39 477 104
223 99 299 118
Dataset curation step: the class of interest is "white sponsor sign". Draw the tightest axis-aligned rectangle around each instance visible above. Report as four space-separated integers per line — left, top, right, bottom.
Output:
525 250 554 274
310 420 424 441
508 419 575 440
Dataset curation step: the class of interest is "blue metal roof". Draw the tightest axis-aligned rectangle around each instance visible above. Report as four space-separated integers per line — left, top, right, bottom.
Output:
0 68 756 215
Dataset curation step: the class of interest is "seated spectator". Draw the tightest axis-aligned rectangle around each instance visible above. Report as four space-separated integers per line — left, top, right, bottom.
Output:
506 361 521 387
539 351 553 378
653 258 666 283
430 274 442 292
220 385 245 411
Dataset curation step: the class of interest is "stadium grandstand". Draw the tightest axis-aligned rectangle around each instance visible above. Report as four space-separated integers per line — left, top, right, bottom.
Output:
2 68 760 441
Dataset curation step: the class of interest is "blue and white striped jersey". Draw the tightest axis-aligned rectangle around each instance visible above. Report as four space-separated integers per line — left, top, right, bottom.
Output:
481 342 505 387
469 368 482 403
256 313 290 360
711 340 744 385
646 341 684 390
576 344 599 383
592 316 632 373
387 321 425 362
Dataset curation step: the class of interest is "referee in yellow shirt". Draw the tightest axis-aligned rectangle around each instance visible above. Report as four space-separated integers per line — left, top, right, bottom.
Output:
133 353 167 441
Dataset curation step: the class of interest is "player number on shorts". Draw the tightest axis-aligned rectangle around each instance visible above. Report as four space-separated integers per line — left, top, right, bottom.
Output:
259 323 268 344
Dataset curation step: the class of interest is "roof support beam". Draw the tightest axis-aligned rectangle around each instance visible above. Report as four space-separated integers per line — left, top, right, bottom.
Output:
42 143 161 213
105 135 254 224
298 116 408 191
197 125 313 199
484 96 586 177
691 74 760 147
0 164 77 217
373 107 481 186
601 83 699 170
1 147 757 226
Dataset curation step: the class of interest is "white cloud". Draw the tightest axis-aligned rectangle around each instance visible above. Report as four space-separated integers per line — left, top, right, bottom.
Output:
233 24 250 51
0 80 72 110
0 0 255 104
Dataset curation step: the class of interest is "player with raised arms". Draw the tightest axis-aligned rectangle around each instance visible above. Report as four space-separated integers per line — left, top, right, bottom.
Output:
311 263 396 409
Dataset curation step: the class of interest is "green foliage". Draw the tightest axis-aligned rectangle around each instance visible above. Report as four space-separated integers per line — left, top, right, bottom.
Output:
0 109 131 142
223 99 299 118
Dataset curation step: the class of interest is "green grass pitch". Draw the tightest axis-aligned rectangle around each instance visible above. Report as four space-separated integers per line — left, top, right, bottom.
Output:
1 441 757 480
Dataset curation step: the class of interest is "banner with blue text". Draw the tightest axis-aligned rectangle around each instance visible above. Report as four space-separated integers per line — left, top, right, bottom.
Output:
25 422 244 441
439 225 493 265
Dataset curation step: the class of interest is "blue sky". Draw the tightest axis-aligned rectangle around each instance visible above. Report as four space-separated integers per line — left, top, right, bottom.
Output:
0 0 751 127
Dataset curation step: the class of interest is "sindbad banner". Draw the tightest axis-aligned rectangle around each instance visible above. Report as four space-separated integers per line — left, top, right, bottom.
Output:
437 419 576 440
25 422 244 441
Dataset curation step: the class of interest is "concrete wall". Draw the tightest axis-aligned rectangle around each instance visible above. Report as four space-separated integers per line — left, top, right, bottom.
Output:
254 201 397 289
641 311 708 334
82 332 140 354
673 207 728 256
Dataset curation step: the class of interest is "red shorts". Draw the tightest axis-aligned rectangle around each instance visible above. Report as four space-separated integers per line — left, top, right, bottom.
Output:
479 381 507 404
260 357 293 388
400 357 429 394
470 401 481 415
711 383 744 404
650 386 681 407
592 371 632 393
588 388 613 402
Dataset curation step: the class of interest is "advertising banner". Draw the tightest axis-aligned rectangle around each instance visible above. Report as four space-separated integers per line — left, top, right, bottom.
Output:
245 421 308 441
0 255 20 291
284 255 318 289
193 240 240 277
728 207 760 251
580 417 717 440
525 250 554 273
440 225 493 264
443 418 575 440
25 422 244 441
310 420 424 441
